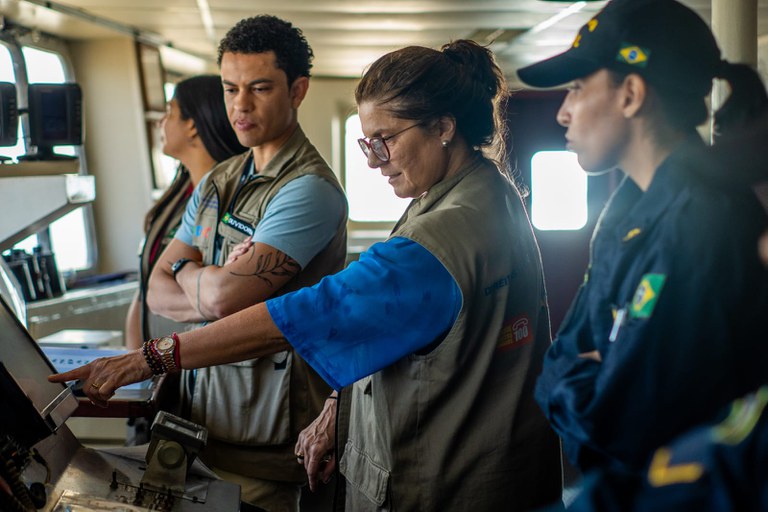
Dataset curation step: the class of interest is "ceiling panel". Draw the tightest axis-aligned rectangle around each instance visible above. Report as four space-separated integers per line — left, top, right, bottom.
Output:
3 0 768 79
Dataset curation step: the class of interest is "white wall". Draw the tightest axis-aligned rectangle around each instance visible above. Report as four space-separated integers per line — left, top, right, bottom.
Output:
70 37 154 274
299 77 359 179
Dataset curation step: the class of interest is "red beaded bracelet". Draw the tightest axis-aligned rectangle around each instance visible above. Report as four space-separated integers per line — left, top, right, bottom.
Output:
171 332 181 370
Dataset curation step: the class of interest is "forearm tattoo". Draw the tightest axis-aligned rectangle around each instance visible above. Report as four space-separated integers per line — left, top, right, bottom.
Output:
229 249 300 287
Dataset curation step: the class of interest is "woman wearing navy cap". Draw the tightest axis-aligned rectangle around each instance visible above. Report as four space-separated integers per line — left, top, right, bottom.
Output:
517 0 768 474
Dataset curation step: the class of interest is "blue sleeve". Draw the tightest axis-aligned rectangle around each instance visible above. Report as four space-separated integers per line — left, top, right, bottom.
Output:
174 175 208 246
252 175 347 268
267 237 462 390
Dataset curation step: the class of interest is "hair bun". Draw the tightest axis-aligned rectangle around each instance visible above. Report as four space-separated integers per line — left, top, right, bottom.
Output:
441 40 501 97
441 40 471 64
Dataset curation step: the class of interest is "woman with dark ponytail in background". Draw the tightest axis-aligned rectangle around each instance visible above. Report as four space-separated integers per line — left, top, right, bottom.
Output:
54 40 562 511
517 0 768 483
125 75 246 350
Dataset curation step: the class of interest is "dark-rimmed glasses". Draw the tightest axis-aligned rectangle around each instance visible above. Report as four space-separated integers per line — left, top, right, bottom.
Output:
357 123 421 162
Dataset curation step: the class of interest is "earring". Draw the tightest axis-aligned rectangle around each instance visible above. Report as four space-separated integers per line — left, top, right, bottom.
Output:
441 140 449 148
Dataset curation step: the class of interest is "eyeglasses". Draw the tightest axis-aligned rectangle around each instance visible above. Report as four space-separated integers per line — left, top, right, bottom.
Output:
357 123 421 162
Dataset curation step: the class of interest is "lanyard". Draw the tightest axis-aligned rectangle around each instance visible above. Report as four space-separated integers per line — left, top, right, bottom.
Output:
213 156 256 260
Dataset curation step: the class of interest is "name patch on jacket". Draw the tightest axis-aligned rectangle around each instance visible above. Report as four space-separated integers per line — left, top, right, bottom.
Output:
221 212 254 237
484 271 517 296
497 314 533 351
630 273 666 319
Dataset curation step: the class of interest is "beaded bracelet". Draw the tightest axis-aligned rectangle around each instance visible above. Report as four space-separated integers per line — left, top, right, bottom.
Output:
171 332 181 370
141 339 165 375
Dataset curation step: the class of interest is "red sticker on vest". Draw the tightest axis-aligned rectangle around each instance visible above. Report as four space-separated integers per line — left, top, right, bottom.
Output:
497 314 533 351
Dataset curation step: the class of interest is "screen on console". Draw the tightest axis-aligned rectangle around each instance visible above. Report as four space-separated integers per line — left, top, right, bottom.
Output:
0 81 17 147
0 295 77 444
39 88 68 141
28 83 82 147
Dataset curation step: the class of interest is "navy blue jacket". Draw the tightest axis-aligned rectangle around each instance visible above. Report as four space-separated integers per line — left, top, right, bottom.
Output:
568 386 768 512
535 139 768 472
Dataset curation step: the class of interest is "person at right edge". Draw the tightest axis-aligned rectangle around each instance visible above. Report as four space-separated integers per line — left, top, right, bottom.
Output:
516 0 768 489
549 115 768 511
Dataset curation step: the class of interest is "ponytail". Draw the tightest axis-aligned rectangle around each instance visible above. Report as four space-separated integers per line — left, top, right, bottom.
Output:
143 166 190 233
441 40 510 172
714 61 768 138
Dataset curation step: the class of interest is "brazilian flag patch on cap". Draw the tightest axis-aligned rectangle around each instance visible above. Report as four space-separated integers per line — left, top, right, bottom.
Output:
616 43 650 67
630 273 666 319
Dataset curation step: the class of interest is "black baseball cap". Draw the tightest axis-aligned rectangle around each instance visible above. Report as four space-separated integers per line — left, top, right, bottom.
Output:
517 0 721 97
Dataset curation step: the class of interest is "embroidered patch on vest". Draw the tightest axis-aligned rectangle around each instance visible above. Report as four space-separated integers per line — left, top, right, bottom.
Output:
221 212 255 237
195 226 212 239
630 273 666 319
497 314 533 351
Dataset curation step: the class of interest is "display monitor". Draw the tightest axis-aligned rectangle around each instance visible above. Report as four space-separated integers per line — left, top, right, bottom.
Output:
0 82 18 147
24 82 82 160
0 294 77 447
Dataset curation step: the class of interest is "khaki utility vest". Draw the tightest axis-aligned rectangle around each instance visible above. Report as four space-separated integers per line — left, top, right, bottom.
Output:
188 126 348 482
340 158 561 511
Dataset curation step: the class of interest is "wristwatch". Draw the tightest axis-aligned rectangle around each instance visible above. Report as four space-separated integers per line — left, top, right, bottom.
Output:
153 335 178 372
171 257 193 280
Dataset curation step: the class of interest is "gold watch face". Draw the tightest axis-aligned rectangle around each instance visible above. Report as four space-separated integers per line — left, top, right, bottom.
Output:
156 336 175 352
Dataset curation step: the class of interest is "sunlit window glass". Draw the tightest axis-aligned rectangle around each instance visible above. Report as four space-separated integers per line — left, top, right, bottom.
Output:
0 46 14 82
49 209 88 270
149 82 178 191
344 114 409 222
164 82 176 101
22 46 66 82
531 151 588 231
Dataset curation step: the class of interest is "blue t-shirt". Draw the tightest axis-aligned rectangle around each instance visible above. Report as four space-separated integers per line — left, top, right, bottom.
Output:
175 174 345 267
267 237 462 390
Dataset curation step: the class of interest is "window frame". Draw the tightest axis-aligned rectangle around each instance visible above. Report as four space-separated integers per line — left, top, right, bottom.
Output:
136 42 172 192
0 28 98 276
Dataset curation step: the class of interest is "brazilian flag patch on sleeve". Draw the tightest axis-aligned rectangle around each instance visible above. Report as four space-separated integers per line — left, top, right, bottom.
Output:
630 273 666 319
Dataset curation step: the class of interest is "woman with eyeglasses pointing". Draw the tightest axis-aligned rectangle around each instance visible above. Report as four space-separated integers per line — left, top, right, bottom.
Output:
51 39 562 511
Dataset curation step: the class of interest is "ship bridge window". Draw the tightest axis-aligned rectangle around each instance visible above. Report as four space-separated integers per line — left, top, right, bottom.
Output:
344 113 410 223
150 80 178 195
531 151 588 231
7 43 92 275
